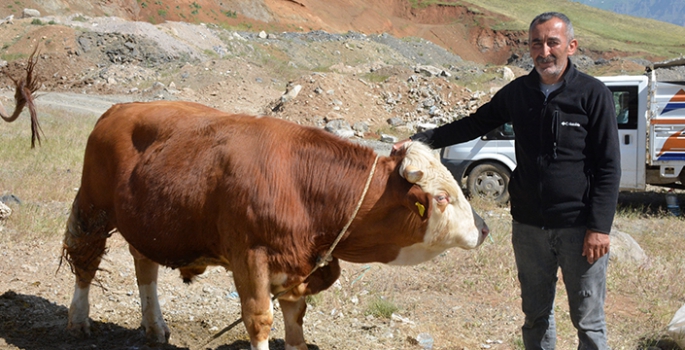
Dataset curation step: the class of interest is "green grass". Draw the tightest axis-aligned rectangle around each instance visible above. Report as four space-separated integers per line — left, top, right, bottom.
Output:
362 72 391 84
0 52 26 62
0 105 98 239
364 296 399 319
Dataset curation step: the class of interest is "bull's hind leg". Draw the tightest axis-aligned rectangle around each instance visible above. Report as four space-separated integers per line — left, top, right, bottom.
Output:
62 198 111 336
129 245 170 343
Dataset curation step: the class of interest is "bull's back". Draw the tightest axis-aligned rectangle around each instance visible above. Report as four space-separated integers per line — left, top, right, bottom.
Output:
77 101 348 267
79 101 225 209
79 101 261 264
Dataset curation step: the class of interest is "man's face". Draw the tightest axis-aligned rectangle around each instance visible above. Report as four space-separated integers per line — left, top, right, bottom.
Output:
529 17 578 84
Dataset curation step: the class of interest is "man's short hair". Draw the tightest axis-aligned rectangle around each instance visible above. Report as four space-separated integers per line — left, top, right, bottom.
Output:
529 12 574 41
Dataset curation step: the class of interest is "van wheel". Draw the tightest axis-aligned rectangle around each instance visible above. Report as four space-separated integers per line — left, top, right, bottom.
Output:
466 162 511 204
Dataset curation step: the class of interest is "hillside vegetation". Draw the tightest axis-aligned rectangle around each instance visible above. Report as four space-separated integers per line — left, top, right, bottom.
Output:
460 0 685 60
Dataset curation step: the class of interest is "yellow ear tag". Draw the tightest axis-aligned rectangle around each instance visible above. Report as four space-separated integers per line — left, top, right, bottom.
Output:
415 202 425 217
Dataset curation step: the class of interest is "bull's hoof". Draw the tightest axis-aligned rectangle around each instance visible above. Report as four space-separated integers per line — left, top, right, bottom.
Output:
142 323 171 344
285 343 308 350
67 320 92 338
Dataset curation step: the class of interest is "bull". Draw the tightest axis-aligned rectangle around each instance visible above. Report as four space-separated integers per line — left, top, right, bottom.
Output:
62 100 489 350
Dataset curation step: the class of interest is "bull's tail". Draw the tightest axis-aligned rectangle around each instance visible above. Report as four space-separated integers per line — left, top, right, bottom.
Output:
1 45 41 148
59 195 112 287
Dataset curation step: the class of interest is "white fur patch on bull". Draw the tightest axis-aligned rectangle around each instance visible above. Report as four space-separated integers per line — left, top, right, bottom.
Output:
67 284 91 333
391 142 488 265
138 281 170 343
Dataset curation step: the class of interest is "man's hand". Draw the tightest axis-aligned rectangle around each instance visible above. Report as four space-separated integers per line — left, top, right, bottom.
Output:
392 138 411 154
582 230 610 264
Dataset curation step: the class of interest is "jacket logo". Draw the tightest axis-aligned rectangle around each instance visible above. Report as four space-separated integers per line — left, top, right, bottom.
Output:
560 121 581 127
662 89 685 115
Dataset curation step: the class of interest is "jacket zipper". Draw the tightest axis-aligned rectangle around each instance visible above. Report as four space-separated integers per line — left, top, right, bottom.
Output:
552 110 559 159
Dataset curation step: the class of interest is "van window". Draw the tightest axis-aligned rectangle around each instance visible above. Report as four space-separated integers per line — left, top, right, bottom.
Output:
608 86 638 130
482 123 515 140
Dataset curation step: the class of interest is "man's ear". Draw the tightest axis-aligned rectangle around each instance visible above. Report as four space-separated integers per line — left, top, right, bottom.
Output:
406 185 432 221
568 38 578 55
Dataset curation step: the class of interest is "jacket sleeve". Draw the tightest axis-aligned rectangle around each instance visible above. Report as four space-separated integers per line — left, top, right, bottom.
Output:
586 84 621 234
410 88 512 149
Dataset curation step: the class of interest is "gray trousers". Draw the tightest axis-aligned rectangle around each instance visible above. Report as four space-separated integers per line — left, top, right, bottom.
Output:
512 221 609 350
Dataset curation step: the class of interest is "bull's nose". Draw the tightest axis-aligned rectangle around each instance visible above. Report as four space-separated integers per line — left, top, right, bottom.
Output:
481 225 490 238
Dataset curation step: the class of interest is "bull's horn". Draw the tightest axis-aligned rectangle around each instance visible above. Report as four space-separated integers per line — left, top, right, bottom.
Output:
403 166 423 184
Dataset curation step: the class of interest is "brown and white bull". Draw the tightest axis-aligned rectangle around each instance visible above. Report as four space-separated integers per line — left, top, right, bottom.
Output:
62 100 489 350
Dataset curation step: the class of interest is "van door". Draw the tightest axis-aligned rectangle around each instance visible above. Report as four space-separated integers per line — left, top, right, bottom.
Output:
599 75 648 190
608 85 641 189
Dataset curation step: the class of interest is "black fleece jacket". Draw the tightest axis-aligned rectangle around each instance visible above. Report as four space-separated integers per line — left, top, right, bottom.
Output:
411 60 621 234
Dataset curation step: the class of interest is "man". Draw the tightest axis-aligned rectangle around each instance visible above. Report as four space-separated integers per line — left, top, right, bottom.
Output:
395 12 620 349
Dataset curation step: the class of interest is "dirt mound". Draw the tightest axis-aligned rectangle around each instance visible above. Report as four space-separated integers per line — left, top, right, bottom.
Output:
6 0 526 65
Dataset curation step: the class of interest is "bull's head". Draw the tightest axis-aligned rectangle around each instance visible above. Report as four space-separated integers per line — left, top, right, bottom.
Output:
391 141 489 264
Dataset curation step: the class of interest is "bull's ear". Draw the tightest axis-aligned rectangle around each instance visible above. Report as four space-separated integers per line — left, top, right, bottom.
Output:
406 185 432 221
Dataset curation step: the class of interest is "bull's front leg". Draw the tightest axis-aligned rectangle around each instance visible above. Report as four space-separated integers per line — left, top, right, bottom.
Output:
233 247 274 350
130 245 170 343
279 297 308 350
277 259 340 350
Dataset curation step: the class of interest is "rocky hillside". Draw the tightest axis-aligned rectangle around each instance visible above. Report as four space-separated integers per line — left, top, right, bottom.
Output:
0 1 677 142
4 0 528 65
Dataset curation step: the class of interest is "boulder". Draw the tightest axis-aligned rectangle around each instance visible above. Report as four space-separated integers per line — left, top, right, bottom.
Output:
0 201 11 221
22 8 41 18
609 229 649 266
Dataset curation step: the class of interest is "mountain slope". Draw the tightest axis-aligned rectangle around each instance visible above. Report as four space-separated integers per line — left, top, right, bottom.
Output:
3 0 685 65
573 0 685 27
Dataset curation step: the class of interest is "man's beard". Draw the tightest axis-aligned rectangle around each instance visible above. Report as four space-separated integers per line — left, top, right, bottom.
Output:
536 55 563 77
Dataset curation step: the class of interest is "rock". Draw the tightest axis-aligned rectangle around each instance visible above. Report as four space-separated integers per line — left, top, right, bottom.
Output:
609 230 649 266
380 134 397 143
0 201 11 221
352 122 369 133
22 9 41 18
386 117 403 127
281 84 302 103
414 65 444 77
501 66 515 81
0 14 14 25
667 303 685 349
0 194 21 205
325 119 354 138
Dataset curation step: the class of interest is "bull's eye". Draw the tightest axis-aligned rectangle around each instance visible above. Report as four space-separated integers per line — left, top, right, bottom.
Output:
435 193 450 205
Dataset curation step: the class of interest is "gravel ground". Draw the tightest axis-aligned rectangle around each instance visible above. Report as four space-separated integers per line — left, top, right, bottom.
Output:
3 13 685 350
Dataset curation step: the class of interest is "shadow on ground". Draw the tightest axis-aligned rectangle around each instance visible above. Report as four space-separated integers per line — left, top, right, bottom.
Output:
0 291 320 350
618 190 676 216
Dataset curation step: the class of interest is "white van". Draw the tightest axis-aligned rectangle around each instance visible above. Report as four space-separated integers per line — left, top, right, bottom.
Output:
440 123 515 204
